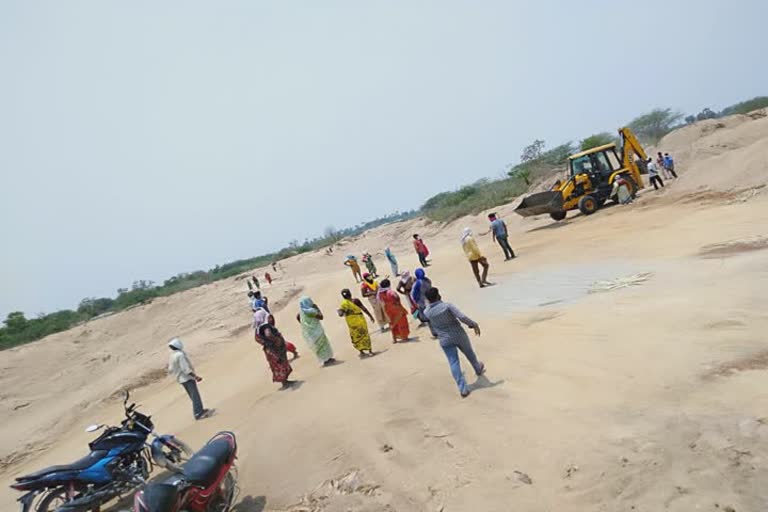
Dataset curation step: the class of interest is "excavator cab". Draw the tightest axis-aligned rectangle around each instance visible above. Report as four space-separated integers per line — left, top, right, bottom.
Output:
515 127 647 221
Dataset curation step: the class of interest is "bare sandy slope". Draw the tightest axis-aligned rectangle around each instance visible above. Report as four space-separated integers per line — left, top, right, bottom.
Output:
3 110 768 511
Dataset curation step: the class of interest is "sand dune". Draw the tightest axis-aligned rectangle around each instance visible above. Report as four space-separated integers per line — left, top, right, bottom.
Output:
3 111 768 511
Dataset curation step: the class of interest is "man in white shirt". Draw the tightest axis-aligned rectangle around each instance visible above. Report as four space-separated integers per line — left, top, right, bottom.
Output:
647 158 665 190
167 338 210 420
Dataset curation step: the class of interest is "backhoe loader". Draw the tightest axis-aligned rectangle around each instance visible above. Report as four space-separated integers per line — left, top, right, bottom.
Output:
515 127 648 221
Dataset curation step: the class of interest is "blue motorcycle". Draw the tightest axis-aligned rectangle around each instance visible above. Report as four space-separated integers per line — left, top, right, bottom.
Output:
10 392 192 512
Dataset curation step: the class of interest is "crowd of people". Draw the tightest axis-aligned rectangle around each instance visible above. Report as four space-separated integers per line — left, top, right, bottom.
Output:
168 157 682 416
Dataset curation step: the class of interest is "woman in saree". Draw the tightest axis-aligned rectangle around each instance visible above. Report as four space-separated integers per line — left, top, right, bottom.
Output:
378 279 410 343
296 296 336 366
253 309 299 358
337 289 375 357
397 271 416 310
361 273 389 329
253 309 294 389
362 251 378 278
384 247 399 276
344 256 363 283
410 268 433 327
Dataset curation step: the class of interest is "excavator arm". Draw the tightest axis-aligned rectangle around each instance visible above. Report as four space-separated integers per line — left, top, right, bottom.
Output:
618 127 647 189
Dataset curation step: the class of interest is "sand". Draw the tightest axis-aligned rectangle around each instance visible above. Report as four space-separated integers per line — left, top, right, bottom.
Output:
3 110 768 511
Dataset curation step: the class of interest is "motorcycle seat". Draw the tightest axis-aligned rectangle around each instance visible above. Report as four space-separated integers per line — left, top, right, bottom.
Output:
15 450 108 481
181 436 234 488
142 482 180 511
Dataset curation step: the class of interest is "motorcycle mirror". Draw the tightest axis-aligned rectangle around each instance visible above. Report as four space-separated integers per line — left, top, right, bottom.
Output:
85 424 104 433
123 390 130 405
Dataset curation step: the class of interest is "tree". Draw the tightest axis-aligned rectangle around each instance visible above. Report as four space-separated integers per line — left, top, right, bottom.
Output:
685 115 696 125
323 226 341 243
627 108 683 144
4 311 28 333
720 96 768 116
579 132 615 151
517 168 531 186
695 108 718 121
520 139 545 163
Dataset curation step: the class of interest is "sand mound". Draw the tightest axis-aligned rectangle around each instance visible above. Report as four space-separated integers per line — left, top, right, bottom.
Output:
657 109 768 193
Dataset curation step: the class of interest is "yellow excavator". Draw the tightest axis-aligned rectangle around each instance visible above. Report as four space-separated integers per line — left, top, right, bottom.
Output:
515 127 648 221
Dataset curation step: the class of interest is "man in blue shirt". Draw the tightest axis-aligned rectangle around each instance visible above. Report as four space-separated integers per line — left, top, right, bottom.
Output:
487 213 516 261
663 153 678 178
424 287 485 398
250 291 270 313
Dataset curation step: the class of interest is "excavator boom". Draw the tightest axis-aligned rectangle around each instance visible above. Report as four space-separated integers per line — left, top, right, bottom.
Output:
619 127 647 189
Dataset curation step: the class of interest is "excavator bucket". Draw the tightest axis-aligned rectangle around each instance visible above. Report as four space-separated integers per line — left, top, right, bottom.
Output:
514 191 564 217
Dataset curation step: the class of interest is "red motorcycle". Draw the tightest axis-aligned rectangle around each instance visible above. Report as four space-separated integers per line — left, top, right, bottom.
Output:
133 432 238 512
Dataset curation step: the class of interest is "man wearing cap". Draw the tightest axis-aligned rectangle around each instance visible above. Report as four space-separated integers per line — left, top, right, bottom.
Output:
167 338 210 420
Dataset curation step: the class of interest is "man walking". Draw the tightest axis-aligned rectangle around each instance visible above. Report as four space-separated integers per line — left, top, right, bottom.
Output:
424 287 485 398
413 234 430 267
647 157 664 190
167 338 210 420
461 228 492 288
487 213 515 260
663 152 678 178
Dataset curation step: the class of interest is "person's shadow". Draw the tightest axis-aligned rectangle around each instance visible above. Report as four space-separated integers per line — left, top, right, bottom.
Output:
468 375 504 392
283 379 305 391
232 495 267 512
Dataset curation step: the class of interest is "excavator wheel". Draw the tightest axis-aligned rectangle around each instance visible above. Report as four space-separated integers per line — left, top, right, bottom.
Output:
549 210 567 221
578 195 599 215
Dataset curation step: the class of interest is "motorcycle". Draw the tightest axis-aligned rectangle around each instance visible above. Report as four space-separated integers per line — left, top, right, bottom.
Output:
133 431 238 512
11 391 192 512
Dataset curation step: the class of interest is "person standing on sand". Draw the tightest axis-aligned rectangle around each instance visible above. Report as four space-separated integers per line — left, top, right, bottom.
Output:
424 287 485 398
344 256 363 283
647 158 664 190
397 270 417 313
413 234 430 267
253 308 299 358
657 152 670 179
167 338 211 419
384 247 399 276
487 213 516 261
611 175 633 205
252 275 260 290
253 309 296 389
362 251 378 278
461 228 492 288
378 279 411 343
297 296 336 366
663 152 678 178
264 272 273 285
361 273 389 329
251 291 269 313
410 268 433 326
337 289 376 357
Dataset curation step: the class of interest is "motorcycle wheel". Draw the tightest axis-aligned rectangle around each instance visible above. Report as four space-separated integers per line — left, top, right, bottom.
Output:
159 437 194 473
209 469 238 512
35 487 72 512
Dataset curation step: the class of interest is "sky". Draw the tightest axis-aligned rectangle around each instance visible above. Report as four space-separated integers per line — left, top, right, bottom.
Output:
1 0 766 318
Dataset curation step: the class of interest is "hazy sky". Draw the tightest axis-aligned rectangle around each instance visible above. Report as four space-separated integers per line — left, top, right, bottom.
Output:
1 1 766 318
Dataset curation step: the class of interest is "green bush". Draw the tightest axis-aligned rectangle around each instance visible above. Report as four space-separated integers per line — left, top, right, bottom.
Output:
720 96 768 116
580 132 616 151
421 178 528 223
627 108 683 144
